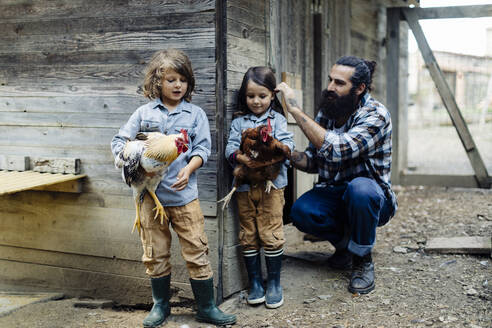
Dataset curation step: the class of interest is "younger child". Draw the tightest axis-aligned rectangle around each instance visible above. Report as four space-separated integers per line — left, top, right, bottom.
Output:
225 66 294 308
111 49 236 327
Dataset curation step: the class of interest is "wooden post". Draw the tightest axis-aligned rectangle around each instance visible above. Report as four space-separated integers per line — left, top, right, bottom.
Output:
386 7 402 185
403 8 491 188
215 0 227 304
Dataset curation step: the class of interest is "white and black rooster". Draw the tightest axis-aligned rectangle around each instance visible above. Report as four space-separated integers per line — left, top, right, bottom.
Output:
115 129 189 233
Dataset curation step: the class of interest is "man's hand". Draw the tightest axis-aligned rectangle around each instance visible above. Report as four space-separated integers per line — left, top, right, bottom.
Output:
275 82 300 113
276 82 326 149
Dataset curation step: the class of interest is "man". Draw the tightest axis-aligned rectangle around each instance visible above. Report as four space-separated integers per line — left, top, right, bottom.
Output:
275 56 397 294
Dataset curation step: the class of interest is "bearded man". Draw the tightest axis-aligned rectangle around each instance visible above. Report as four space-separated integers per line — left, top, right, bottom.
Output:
275 56 397 294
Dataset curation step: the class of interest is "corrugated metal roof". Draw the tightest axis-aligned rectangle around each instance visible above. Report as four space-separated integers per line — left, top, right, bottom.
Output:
0 170 86 196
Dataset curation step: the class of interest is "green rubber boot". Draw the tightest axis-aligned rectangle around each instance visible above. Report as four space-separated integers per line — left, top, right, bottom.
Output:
143 275 171 328
190 277 237 326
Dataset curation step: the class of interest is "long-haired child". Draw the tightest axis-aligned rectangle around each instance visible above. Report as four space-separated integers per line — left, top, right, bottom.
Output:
225 66 294 308
111 49 236 327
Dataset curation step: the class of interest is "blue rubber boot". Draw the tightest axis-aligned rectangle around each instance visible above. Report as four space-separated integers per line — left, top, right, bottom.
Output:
143 275 171 328
243 250 265 304
264 249 284 309
189 277 237 326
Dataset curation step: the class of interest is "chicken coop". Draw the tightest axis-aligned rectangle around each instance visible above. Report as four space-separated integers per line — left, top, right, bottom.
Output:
0 0 418 304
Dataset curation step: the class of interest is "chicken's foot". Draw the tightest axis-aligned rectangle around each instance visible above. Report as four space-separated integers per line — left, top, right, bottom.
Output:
148 190 168 225
265 180 277 193
132 200 142 234
218 186 237 210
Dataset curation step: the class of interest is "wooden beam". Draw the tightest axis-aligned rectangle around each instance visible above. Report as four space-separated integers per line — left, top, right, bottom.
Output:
426 236 491 255
377 0 420 8
403 8 491 189
408 5 492 20
386 7 402 185
400 173 480 188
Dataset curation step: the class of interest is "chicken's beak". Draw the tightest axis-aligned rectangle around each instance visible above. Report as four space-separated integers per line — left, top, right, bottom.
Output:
261 129 268 143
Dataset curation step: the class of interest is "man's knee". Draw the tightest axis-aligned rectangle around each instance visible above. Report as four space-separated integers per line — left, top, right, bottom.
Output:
344 177 384 209
290 198 310 225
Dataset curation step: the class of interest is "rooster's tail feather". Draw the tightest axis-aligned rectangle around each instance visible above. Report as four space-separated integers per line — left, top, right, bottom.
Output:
122 151 142 187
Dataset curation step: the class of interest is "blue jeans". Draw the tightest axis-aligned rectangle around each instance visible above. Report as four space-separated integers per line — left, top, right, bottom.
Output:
290 177 394 257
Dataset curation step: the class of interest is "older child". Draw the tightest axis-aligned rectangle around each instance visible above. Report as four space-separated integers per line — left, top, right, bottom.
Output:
225 66 294 308
111 49 236 327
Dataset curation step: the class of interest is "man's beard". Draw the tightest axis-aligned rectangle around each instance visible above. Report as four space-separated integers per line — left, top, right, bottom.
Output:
318 88 358 121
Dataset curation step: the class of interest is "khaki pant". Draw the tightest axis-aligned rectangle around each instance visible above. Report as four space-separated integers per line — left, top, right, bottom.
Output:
139 193 213 280
236 186 286 252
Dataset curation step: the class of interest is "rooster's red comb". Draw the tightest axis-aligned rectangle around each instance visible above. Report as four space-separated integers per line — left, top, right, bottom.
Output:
180 129 189 144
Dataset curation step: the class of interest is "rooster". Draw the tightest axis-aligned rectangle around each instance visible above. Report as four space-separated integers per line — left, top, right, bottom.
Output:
115 130 189 233
219 118 291 210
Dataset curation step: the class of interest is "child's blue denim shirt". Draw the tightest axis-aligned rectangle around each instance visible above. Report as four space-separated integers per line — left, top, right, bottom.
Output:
111 98 211 206
225 108 295 192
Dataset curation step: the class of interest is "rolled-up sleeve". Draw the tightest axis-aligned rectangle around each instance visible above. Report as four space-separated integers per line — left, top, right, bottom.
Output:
189 109 211 165
110 110 141 158
225 119 242 166
274 115 294 151
303 143 319 173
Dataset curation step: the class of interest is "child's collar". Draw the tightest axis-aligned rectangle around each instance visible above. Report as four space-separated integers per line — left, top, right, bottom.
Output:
246 107 275 121
153 98 190 114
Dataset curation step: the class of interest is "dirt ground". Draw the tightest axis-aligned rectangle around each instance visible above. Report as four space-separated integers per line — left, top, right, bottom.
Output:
0 185 491 328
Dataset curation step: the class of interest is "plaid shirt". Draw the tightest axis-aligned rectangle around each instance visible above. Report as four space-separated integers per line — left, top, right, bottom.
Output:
305 93 397 212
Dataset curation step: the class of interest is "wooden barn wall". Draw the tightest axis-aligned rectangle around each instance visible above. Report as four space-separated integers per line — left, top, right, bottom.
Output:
221 0 314 298
0 0 218 304
350 0 394 104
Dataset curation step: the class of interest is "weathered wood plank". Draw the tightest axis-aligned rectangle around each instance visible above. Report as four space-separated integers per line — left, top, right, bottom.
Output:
0 48 215 67
0 83 216 98
0 12 215 38
426 236 492 255
0 109 218 131
0 0 215 21
403 8 490 189
0 244 145 279
0 64 215 85
0 127 218 157
0 29 215 53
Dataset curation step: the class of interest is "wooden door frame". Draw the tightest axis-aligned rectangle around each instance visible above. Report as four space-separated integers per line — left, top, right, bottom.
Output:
387 5 492 188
